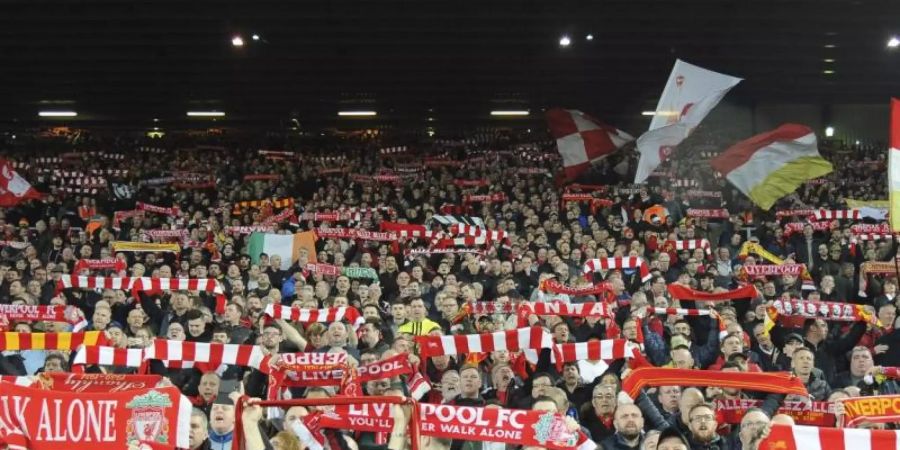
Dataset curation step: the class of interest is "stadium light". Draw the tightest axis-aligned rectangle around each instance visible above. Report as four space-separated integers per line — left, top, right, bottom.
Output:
490 110 529 116
825 126 835 137
559 36 571 47
38 111 77 117
252 34 260 41
586 34 594 41
338 111 377 117
889 37 900 48
231 36 244 47
186 111 226 117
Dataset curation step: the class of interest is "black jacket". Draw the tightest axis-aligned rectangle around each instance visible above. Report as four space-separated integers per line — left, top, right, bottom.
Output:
599 433 642 450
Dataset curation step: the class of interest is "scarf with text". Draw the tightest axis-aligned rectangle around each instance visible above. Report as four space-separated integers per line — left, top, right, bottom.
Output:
840 394 900 427
110 241 181 253
738 242 815 286
783 221 833 236
135 201 181 217
741 263 806 277
686 208 730 219
415 327 552 358
143 229 189 242
232 197 295 215
405 248 485 258
667 283 758 301
453 301 518 323
72 258 126 273
315 227 398 242
582 257 652 282
35 372 164 394
263 353 413 390
713 398 835 427
264 304 365 330
223 225 276 235
764 299 878 334
539 278 612 296
859 260 900 297
621 367 808 399
453 179 489 188
517 302 614 328
0 382 191 450
0 305 86 332
463 193 507 204
775 209 818 218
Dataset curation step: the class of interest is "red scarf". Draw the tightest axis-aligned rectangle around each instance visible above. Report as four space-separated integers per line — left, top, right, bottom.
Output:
539 278 612 296
714 398 835 427
0 382 190 450
686 208 729 219
621 367 808 399
666 283 758 301
73 258 126 273
136 201 180 217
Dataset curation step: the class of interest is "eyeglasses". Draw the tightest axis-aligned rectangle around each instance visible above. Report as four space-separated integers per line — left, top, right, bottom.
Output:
593 394 614 400
690 415 715 423
533 382 553 388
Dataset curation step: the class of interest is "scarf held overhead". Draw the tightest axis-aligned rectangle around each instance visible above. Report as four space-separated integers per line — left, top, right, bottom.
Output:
666 283 759 301
415 327 553 358
582 257 651 282
620 367 808 399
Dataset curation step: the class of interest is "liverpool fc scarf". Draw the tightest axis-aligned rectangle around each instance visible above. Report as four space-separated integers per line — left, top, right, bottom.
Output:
264 304 365 329
582 257 651 282
539 278 612 296
416 327 552 358
765 299 878 331
621 367 808 399
775 209 818 218
136 201 180 217
666 283 759 301
665 239 711 255
111 241 181 253
315 228 398 242
35 372 164 394
840 394 900 427
232 197 294 215
56 276 227 314
0 382 191 450
143 339 267 371
742 264 806 277
713 399 835 427
72 258 126 273
810 209 860 221
686 208 729 219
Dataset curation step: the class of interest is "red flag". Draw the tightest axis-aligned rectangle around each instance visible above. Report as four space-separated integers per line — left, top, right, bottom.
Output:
546 109 633 180
0 160 41 206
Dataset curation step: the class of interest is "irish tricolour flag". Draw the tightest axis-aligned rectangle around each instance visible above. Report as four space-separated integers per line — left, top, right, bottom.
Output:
248 232 315 270
711 123 833 210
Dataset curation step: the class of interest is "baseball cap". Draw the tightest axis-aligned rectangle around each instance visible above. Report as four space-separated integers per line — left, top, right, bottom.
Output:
785 333 804 345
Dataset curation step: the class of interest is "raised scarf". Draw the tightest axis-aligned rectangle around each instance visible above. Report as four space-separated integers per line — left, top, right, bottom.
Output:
666 283 759 301
315 227 398 242
713 398 835 427
686 208 729 219
582 257 651 282
664 239 711 255
264 304 365 330
73 258 126 273
136 201 180 217
539 278 612 296
810 209 859 221
232 197 294 215
775 209 817 218
0 331 107 351
110 241 181 253
415 327 552 358
840 394 900 427
56 276 227 314
764 299 878 335
621 367 808 399
760 424 900 450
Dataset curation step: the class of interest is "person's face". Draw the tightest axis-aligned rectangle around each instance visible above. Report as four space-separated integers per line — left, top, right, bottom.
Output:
688 406 717 443
671 349 694 369
189 414 209 449
167 324 186 341
210 403 235 433
673 322 691 337
738 411 769 447
879 306 897 328
409 300 426 320
792 349 814 375
656 437 688 450
553 324 570 343
531 376 552 399
328 322 348 344
44 357 63 372
92 308 111 329
199 374 220 401
754 326 773 350
262 326 283 349
188 318 205 337
722 337 743 357
127 309 145 328
658 386 681 410
460 369 481 396
225 304 241 323
614 405 644 440
441 372 460 400
851 349 874 376
361 323 380 345
563 364 579 383
623 321 638 340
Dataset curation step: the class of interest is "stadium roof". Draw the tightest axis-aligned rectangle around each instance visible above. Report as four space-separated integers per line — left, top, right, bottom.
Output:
1 0 898 128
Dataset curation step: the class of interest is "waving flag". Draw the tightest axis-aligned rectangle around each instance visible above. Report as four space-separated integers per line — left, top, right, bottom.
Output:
0 159 41 206
546 109 633 181
890 98 900 231
634 60 742 182
711 124 832 210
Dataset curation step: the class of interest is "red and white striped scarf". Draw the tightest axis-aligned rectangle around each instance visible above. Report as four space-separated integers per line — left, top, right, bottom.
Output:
265 304 364 329
776 209 818 218
448 224 508 243
57 276 227 314
686 208 729 219
666 239 711 255
582 257 651 282
553 339 641 364
314 228 398 242
380 222 440 239
453 179 489 188
851 223 891 235
810 209 860 221
517 302 614 327
112 209 144 229
784 221 833 236
852 233 894 242
72 345 145 369
136 201 181 217
415 327 552 358
760 424 900 450
143 339 267 370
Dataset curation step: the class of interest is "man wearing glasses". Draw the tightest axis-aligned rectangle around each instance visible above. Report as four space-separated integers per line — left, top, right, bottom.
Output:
583 384 617 442
686 403 726 450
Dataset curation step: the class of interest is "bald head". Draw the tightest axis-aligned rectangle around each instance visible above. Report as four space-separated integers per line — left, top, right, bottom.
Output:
678 387 705 424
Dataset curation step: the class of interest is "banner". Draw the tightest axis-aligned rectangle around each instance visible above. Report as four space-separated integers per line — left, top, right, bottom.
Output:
771 299 876 324
37 373 163 394
713 398 835 427
0 305 68 323
841 394 900 427
0 382 190 449
319 402 582 450
266 353 414 387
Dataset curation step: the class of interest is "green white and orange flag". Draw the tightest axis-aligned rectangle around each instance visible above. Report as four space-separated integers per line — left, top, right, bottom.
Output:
889 98 900 232
711 124 833 210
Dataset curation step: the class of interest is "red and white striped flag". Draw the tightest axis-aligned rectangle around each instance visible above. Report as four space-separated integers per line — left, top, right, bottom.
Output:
546 109 634 181
761 424 900 450
415 327 552 358
582 257 652 282
810 209 860 221
144 339 267 370
265 304 365 330
448 224 508 243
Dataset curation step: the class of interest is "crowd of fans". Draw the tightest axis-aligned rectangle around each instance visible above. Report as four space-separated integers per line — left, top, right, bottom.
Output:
0 128 897 450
